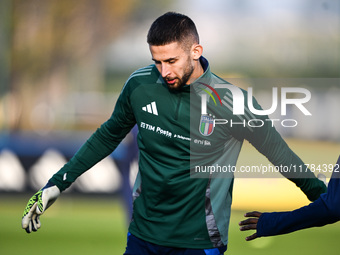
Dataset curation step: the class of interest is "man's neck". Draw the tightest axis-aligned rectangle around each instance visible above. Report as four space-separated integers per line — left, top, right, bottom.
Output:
189 59 204 84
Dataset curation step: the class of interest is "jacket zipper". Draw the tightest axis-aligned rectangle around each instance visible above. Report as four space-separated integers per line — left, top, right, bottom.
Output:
174 93 183 120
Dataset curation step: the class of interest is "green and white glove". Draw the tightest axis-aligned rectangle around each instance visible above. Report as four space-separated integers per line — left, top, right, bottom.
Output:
22 182 60 233
317 173 328 187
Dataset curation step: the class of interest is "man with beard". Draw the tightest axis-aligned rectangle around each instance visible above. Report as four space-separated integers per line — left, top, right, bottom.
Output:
22 12 327 255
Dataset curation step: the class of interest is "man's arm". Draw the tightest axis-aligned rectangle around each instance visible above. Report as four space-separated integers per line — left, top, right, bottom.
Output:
49 79 136 191
229 92 327 201
22 79 136 232
239 156 340 239
49 119 134 191
239 192 338 239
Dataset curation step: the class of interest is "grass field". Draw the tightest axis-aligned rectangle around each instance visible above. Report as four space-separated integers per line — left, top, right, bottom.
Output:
1 194 340 255
1 139 340 255
233 138 340 210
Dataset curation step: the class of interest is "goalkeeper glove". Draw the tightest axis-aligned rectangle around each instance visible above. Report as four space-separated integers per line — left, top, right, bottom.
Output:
22 182 60 233
317 173 328 187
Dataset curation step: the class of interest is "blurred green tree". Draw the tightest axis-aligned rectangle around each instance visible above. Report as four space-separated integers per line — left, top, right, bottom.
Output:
9 0 139 130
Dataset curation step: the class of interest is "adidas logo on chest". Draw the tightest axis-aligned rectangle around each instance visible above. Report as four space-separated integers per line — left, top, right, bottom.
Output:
142 101 158 116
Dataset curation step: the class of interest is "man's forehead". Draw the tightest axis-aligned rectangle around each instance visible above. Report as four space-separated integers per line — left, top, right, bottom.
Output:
149 42 186 60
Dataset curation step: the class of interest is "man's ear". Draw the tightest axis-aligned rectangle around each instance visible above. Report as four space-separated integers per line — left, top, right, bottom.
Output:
192 44 203 60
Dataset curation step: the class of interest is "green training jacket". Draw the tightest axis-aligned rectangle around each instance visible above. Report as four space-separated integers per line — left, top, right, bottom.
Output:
50 57 326 248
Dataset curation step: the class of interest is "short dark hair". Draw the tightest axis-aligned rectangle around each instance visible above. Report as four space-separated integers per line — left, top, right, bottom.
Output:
147 12 199 50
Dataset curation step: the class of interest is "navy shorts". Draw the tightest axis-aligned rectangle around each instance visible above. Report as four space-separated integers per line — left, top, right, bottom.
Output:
124 233 227 255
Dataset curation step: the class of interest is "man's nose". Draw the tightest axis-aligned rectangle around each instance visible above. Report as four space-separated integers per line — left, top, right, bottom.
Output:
161 63 171 77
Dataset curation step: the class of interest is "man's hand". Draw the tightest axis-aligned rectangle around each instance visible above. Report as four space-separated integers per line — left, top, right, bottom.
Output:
239 211 262 241
22 183 60 233
317 173 328 187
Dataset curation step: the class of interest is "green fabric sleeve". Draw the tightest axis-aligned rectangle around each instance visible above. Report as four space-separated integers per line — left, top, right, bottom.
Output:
229 92 327 201
49 82 136 191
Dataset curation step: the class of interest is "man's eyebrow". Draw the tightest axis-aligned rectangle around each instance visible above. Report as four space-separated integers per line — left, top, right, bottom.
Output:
152 57 178 63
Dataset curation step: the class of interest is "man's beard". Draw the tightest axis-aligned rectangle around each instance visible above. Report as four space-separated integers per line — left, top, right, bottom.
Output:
165 64 194 91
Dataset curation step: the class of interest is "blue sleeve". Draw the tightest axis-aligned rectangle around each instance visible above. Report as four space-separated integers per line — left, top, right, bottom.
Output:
257 156 340 237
